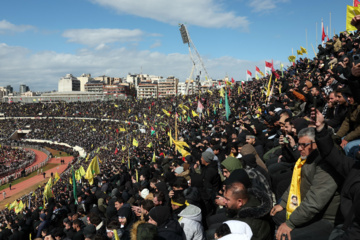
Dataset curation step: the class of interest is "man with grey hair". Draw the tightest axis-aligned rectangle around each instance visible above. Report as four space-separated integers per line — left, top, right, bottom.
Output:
270 127 342 240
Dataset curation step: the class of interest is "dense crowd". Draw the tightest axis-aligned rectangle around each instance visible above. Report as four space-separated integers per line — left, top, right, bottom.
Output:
1 17 360 240
0 146 35 178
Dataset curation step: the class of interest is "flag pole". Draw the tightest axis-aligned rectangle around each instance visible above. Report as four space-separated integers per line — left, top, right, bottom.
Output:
311 43 317 58
330 12 332 38
316 22 318 47
306 28 308 58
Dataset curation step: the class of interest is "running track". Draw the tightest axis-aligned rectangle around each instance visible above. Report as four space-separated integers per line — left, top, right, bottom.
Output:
1 149 73 207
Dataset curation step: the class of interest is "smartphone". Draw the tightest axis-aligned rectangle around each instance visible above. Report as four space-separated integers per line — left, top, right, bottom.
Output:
353 54 360 65
283 137 289 144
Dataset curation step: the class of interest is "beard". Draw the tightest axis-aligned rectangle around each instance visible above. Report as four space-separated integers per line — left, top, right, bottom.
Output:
226 208 238 218
300 155 307 160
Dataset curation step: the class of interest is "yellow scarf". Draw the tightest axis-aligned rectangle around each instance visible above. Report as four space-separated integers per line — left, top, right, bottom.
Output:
286 157 306 219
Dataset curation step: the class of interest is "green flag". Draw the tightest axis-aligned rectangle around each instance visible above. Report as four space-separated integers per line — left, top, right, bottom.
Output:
187 116 191 122
72 167 77 204
225 89 230 120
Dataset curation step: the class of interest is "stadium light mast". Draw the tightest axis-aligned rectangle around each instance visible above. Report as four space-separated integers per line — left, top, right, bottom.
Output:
179 24 211 95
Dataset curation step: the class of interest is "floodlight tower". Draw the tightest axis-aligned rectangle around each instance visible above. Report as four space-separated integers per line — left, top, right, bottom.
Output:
179 24 211 95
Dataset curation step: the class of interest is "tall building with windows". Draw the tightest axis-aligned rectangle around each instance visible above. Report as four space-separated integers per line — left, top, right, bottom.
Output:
58 74 80 92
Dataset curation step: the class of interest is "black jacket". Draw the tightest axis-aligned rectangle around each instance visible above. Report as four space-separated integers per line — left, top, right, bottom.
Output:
226 188 272 240
316 126 360 239
201 161 221 193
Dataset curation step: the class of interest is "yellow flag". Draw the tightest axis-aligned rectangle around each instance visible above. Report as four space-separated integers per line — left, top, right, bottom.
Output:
173 139 190 152
152 151 156 162
144 114 147 118
85 156 101 185
168 130 173 146
162 109 170 117
255 74 259 80
120 128 126 132
207 90 213 95
114 104 119 108
135 116 138 121
219 88 225 97
144 121 148 126
54 172 60 183
266 75 272 97
79 166 86 176
297 50 303 55
75 170 81 181
147 142 153 148
9 200 17 210
192 110 198 117
85 154 90 162
133 139 139 147
128 109 131 113
69 177 72 185
300 46 307 54
347 5 360 32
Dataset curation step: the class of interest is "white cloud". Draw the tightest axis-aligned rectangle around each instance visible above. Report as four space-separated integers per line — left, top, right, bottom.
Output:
248 0 289 13
90 0 249 29
150 40 162 49
0 43 280 91
62 28 145 47
0 20 35 34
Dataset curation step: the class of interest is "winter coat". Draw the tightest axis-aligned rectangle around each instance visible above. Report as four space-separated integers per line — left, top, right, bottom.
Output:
336 104 360 142
178 204 205 240
279 149 342 229
157 218 186 240
201 161 221 193
226 188 272 240
316 126 360 239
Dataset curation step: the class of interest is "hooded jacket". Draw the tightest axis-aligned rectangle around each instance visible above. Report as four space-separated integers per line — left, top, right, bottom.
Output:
178 204 205 240
240 144 267 171
226 188 272 240
221 157 242 173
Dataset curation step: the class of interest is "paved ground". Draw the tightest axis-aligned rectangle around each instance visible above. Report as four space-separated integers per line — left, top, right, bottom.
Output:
0 149 73 208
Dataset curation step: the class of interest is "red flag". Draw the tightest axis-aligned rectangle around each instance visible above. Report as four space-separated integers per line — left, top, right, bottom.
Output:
265 61 273 68
218 81 221 86
247 70 252 76
321 21 326 42
231 77 235 83
255 66 261 72
114 148 118 154
271 59 275 72
116 129 119 134
355 0 360 7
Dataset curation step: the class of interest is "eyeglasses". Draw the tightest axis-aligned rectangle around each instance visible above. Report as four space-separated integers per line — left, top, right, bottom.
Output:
298 142 313 149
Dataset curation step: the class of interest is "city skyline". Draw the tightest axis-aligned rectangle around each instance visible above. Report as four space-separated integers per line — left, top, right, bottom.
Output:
0 0 348 91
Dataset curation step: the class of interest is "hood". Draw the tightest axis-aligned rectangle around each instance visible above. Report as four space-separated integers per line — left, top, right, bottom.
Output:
219 233 251 240
235 188 272 219
178 204 202 222
221 157 242 173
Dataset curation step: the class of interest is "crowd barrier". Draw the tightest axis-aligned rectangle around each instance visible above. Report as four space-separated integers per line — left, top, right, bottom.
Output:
0 144 51 186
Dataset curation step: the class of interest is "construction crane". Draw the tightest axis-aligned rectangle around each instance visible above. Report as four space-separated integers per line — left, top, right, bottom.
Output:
179 24 211 95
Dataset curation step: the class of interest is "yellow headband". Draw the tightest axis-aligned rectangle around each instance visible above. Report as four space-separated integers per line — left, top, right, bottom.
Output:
171 199 189 207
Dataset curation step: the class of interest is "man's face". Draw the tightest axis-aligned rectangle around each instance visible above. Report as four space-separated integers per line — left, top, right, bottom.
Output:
114 201 122 210
311 88 318 96
153 197 161 206
224 190 240 210
284 122 292 135
298 136 316 158
213 149 219 155
328 92 336 105
140 175 145 181
245 137 255 145
336 93 346 105
222 169 230 179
